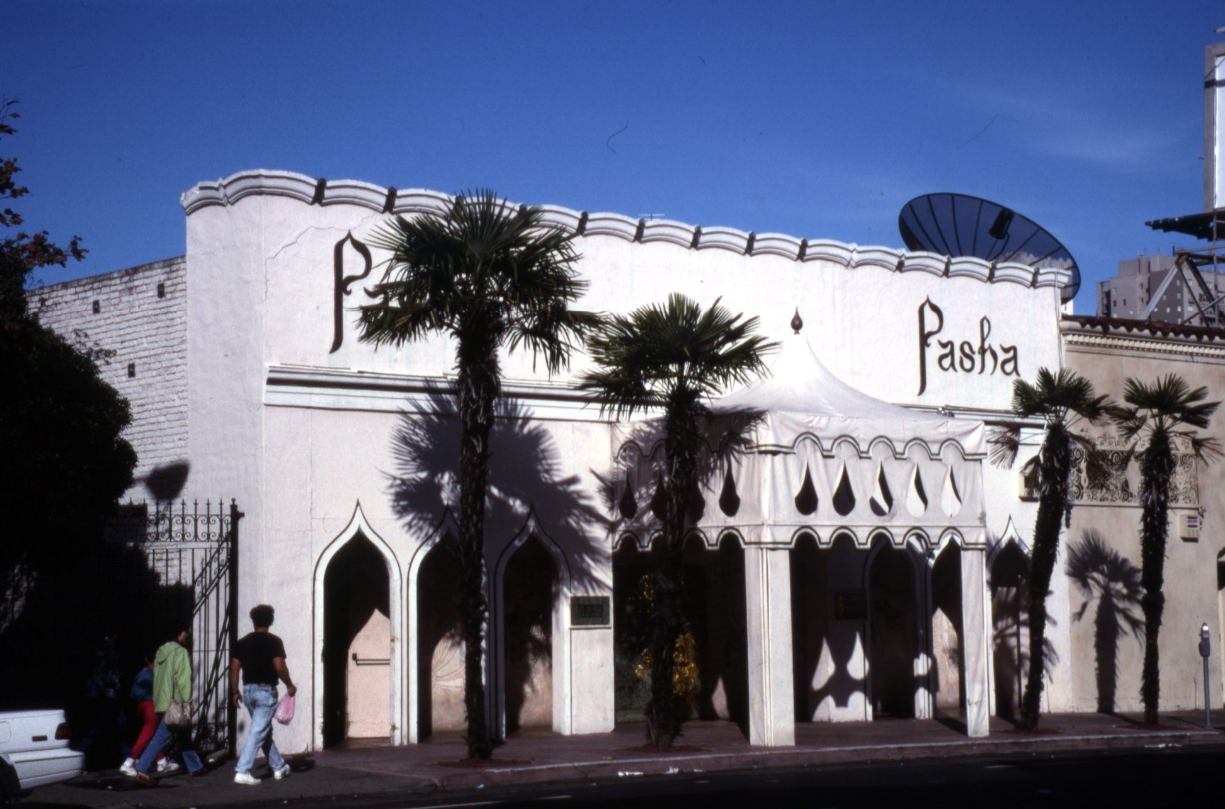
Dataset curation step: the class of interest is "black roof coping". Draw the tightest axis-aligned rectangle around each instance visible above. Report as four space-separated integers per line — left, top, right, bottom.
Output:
1063 313 1225 342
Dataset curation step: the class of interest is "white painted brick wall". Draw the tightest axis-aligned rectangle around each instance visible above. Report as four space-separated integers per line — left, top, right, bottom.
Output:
31 257 189 501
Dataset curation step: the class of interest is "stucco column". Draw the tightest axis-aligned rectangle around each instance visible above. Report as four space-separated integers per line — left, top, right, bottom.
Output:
960 546 990 737
744 545 795 746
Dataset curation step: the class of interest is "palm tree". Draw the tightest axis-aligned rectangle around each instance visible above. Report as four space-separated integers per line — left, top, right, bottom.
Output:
1110 374 1219 725
581 294 772 748
358 190 597 759
992 368 1109 730
1065 529 1144 714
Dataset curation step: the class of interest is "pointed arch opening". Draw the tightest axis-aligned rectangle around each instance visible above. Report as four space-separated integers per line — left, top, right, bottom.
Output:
686 533 748 733
415 537 464 741
612 539 652 723
312 505 403 750
930 543 964 720
989 539 1030 722
611 532 748 736
866 539 922 720
501 536 559 734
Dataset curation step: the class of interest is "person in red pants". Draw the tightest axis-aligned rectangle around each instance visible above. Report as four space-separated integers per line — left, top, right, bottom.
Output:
120 654 176 776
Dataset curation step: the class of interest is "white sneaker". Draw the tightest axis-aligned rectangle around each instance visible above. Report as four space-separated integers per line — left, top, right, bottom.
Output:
273 764 291 781
119 758 136 776
157 760 181 774
233 771 261 785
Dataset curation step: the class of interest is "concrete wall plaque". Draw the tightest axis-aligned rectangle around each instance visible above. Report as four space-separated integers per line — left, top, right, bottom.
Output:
571 596 611 627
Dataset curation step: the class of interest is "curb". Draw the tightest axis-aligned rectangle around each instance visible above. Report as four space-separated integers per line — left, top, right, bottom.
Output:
413 726 1223 791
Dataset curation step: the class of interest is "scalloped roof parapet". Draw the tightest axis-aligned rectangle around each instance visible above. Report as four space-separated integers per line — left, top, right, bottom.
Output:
903 251 949 277
992 261 1037 286
752 232 803 259
854 246 903 272
641 218 694 248
696 225 751 254
1034 266 1073 289
948 256 992 282
180 170 1067 293
583 212 639 240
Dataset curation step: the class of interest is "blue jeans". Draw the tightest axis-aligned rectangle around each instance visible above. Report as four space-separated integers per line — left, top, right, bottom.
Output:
236 684 285 775
134 715 204 775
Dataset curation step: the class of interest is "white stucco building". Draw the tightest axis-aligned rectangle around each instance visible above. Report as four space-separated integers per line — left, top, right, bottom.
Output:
33 169 1225 754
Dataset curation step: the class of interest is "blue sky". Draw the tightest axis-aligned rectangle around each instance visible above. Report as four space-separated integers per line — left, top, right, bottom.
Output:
4 0 1222 314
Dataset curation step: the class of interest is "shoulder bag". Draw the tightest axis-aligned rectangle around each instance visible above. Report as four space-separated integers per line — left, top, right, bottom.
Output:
164 647 194 729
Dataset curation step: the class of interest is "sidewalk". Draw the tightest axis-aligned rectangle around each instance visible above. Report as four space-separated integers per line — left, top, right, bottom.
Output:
30 712 1225 807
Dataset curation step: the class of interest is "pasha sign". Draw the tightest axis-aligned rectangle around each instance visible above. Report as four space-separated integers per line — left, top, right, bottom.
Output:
328 233 1024 400
330 232 378 354
916 297 1019 396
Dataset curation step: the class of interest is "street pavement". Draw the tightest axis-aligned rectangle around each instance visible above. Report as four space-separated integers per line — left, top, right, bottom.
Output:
22 711 1224 808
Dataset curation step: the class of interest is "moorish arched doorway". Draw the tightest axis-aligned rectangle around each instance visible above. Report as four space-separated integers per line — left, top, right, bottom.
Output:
867 539 923 719
312 505 403 749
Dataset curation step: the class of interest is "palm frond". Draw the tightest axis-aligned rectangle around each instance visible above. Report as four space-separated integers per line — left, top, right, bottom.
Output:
1187 433 1224 463
988 426 1021 468
580 293 774 420
357 189 592 375
1114 374 1221 462
1011 367 1109 424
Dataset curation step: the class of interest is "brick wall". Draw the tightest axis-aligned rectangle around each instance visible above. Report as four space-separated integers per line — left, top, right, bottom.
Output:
31 257 189 500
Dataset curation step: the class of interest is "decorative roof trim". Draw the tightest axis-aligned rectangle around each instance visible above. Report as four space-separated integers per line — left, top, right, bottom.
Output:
1062 315 1225 359
182 169 1070 292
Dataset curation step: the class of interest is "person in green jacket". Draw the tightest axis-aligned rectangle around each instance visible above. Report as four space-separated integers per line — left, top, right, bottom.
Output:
130 627 206 781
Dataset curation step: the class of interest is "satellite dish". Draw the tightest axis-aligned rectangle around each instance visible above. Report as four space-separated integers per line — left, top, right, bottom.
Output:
898 193 1080 303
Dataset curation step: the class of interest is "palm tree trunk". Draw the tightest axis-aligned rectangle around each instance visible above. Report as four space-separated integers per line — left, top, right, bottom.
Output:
457 343 499 760
645 406 699 748
1139 432 1174 726
1022 426 1070 730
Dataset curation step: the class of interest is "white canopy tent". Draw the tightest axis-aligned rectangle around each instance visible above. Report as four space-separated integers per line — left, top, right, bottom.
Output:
611 324 992 744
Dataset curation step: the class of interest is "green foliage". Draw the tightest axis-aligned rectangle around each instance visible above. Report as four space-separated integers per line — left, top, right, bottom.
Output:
582 293 774 420
0 99 85 320
1110 374 1219 725
1 319 135 567
359 189 597 373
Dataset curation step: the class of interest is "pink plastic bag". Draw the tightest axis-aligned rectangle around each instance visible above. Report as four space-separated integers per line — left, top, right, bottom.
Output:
274 694 295 725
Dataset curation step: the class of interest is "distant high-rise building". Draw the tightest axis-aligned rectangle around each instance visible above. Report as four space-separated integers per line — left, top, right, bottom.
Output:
1139 40 1225 325
1096 253 1225 325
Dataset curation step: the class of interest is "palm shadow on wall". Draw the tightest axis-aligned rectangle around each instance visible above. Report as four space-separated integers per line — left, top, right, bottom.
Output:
990 545 1059 724
791 536 870 721
387 391 608 736
1066 528 1144 716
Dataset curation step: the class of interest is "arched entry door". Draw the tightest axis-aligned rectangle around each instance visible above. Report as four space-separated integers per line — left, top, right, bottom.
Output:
312 506 403 750
990 542 1030 721
611 534 747 731
415 541 464 740
867 542 922 719
322 535 392 746
501 537 558 734
931 544 963 718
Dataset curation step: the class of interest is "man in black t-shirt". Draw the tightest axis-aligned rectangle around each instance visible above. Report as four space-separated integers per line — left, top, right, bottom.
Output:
229 604 296 785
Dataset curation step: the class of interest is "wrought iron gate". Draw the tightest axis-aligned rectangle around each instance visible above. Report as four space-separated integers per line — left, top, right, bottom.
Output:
105 499 242 755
